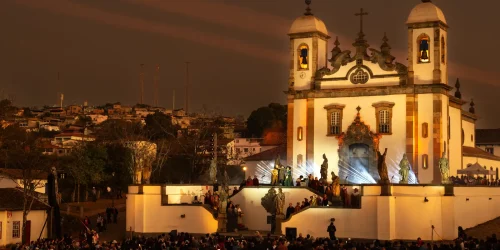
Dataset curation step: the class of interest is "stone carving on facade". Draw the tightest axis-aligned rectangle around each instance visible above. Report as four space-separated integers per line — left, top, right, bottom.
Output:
337 107 381 183
315 37 352 79
369 33 408 84
314 31 408 87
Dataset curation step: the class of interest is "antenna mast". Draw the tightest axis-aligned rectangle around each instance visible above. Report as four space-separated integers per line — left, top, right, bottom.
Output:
185 62 190 114
172 90 175 111
154 64 160 107
139 64 145 104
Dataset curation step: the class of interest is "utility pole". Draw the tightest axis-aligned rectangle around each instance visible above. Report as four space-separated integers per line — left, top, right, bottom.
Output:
172 90 175 111
185 62 190 114
56 72 60 107
213 132 218 165
153 64 160 107
140 64 145 104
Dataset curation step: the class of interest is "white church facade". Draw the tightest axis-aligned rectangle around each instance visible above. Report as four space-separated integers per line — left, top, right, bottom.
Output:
286 0 500 184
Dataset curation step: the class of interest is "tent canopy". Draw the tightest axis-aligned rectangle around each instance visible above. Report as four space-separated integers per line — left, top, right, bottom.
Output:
457 163 495 175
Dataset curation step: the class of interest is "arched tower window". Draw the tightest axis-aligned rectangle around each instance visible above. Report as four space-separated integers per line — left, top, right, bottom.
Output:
417 34 430 63
298 44 309 70
441 36 446 64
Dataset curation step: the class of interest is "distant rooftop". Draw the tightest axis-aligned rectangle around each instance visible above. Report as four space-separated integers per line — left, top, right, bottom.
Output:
476 129 500 145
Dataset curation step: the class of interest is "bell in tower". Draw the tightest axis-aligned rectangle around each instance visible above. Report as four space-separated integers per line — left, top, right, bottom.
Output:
419 38 430 63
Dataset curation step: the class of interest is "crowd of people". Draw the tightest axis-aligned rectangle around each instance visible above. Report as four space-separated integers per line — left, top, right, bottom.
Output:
12 229 500 250
450 175 500 186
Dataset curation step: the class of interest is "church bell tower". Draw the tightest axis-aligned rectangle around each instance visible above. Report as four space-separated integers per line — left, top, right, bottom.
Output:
288 0 330 91
407 0 448 85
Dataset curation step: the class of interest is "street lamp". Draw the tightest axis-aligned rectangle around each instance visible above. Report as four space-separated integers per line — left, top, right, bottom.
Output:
242 166 247 180
111 172 116 206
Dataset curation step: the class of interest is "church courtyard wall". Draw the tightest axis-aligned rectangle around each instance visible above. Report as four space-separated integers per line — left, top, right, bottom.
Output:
127 185 500 241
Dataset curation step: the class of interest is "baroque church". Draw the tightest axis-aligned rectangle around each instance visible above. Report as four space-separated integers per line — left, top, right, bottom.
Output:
285 0 500 184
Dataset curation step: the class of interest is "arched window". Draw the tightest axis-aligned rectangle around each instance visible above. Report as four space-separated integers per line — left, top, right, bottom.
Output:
298 44 309 70
441 36 446 64
417 34 430 63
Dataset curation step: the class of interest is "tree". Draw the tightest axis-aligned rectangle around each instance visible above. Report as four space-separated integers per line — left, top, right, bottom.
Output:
144 112 179 140
171 117 227 183
0 99 16 120
246 103 287 137
0 126 51 244
105 143 133 190
65 143 108 202
94 119 145 142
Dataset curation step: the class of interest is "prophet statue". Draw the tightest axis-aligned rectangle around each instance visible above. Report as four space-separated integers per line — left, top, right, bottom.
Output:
283 166 293 186
209 158 217 184
377 148 390 184
398 154 410 184
271 167 279 186
331 171 340 197
439 151 450 184
275 188 285 215
320 154 328 182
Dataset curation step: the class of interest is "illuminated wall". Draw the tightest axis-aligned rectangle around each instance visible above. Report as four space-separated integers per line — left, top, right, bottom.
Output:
462 157 500 173
282 185 500 241
230 187 322 231
0 210 47 245
126 185 218 234
127 185 500 240
462 120 476 147
449 106 462 173
313 95 407 183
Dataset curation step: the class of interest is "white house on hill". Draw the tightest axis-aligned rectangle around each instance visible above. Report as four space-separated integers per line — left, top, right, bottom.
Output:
0 188 49 245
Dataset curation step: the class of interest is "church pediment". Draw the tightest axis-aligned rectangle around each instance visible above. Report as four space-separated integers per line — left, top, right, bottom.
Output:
314 34 408 89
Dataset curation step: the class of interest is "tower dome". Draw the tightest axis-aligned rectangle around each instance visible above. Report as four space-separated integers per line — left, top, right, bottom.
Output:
289 15 328 37
288 0 328 37
406 0 447 25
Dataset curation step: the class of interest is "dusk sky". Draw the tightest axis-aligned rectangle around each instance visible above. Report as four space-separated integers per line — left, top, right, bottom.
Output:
1 0 500 128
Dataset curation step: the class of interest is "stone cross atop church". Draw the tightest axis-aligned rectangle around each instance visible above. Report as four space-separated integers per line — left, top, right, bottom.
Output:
304 0 312 16
353 8 370 60
355 8 368 35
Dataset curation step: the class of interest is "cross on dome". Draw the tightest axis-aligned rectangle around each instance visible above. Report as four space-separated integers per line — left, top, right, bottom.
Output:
355 8 369 35
304 0 312 16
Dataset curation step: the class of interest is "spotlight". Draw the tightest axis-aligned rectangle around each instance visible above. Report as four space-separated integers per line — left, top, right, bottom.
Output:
466 198 469 201
424 197 429 203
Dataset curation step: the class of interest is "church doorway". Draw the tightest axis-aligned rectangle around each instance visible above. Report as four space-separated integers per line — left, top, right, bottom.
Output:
337 110 380 184
349 143 370 174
